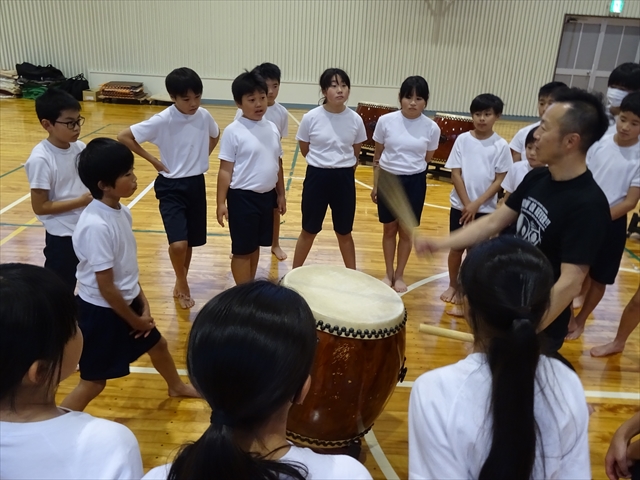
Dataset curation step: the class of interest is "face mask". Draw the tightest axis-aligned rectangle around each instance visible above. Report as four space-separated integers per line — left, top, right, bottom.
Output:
607 87 628 108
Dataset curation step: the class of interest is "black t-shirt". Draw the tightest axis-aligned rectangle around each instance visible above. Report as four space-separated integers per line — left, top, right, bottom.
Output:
506 167 610 341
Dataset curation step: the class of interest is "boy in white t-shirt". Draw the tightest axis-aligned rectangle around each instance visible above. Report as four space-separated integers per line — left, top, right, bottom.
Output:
604 62 640 136
233 62 289 261
509 81 566 162
566 92 640 341
61 138 198 412
118 68 220 309
24 88 93 291
442 94 512 315
502 127 544 203
217 71 285 285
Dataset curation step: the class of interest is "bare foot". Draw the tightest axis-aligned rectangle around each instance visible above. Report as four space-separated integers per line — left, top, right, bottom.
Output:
590 340 625 357
229 252 233 260
446 304 465 317
168 382 200 398
174 293 195 309
394 277 408 293
440 286 457 303
573 295 585 310
587 403 595 416
382 275 394 288
271 245 287 261
565 325 584 341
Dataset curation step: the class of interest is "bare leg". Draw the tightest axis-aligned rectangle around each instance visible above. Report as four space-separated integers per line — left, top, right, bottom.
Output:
566 280 606 340
441 249 463 302
382 222 398 287
60 379 106 412
292 229 317 268
169 240 194 309
573 276 591 309
336 232 356 269
249 248 260 279
147 337 199 398
271 209 287 261
591 286 640 356
394 226 413 293
231 250 257 284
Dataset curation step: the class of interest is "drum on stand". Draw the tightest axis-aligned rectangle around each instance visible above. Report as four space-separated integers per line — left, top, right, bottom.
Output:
431 112 474 168
281 265 407 449
356 102 398 162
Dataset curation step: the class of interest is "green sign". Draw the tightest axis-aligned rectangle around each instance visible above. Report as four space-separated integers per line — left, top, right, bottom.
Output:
610 0 624 14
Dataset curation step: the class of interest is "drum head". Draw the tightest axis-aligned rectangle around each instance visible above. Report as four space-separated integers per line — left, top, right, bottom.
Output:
281 265 405 338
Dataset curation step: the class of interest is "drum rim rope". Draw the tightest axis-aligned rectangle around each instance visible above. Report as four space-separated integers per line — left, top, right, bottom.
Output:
357 101 397 109
316 310 407 339
287 425 373 448
434 111 474 121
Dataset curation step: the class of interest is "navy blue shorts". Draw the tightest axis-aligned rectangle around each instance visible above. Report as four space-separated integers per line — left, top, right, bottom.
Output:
43 232 78 292
228 188 276 255
154 173 207 247
377 170 427 225
449 208 489 233
77 295 161 381
590 215 627 285
301 165 355 235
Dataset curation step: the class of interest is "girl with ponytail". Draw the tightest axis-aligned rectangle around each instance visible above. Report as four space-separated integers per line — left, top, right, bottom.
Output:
143 280 371 480
408 236 590 479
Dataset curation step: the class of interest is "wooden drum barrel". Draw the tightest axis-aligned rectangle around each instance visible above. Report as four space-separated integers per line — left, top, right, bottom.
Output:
281 265 407 448
432 112 474 165
356 102 398 149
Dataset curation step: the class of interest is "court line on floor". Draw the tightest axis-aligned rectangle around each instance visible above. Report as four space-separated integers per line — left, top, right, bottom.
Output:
625 247 640 263
0 217 39 246
0 193 31 215
287 110 301 126
127 181 155 209
363 430 401 480
354 178 449 211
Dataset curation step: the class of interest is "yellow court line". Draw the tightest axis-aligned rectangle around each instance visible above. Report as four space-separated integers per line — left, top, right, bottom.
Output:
0 217 39 246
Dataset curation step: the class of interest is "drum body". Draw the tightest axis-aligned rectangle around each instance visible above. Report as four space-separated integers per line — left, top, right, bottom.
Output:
432 112 474 165
356 102 398 149
281 265 407 448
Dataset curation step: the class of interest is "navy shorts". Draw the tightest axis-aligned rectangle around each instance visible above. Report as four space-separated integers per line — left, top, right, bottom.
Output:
43 232 78 292
77 295 161 381
301 165 355 235
449 208 489 233
590 215 627 285
154 173 207 247
228 188 276 255
377 170 427 225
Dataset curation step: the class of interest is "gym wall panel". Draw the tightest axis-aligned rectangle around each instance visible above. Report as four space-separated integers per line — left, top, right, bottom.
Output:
1 0 639 116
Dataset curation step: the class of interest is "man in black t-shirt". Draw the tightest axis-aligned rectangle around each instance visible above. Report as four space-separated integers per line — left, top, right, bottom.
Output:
416 88 611 366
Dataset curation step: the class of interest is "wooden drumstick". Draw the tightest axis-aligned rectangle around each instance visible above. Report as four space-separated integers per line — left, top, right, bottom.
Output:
419 324 474 343
377 169 418 232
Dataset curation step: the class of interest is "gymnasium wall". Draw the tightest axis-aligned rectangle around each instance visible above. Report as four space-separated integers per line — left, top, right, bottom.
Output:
1 0 639 117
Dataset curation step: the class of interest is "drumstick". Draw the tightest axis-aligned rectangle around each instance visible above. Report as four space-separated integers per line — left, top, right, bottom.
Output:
419 324 474 343
377 169 418 232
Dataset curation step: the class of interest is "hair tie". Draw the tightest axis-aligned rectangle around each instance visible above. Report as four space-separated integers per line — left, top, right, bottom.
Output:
210 409 233 427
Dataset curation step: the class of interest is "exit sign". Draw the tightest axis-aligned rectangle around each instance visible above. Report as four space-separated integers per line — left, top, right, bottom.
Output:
610 0 624 14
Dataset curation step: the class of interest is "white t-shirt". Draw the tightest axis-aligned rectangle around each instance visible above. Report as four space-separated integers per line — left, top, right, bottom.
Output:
372 110 441 175
143 444 372 479
296 106 367 168
73 200 141 308
508 121 540 160
409 353 590 480
24 140 88 236
219 117 282 193
0 408 143 479
445 132 512 213
130 105 220 179
587 134 640 207
234 102 289 138
501 159 534 193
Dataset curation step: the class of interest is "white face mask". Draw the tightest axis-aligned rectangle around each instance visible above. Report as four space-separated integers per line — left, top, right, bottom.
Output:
607 87 629 108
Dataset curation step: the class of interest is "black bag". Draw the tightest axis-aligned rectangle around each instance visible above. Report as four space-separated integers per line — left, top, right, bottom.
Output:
15 62 65 82
59 74 90 100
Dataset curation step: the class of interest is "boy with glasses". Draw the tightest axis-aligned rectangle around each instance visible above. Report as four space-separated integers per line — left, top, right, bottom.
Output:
25 88 92 291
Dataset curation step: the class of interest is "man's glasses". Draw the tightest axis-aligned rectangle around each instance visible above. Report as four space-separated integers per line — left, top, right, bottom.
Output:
54 116 85 130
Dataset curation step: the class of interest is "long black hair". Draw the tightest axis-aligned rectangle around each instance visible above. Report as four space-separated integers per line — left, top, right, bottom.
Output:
168 280 317 480
459 236 554 480
0 263 78 408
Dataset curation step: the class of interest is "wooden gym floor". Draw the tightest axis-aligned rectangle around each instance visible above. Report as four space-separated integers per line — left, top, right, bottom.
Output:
0 99 638 479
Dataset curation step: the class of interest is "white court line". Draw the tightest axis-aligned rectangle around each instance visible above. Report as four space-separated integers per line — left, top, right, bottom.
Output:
0 193 31 215
620 267 639 274
126 180 155 209
287 110 301 126
363 430 401 480
354 178 449 211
